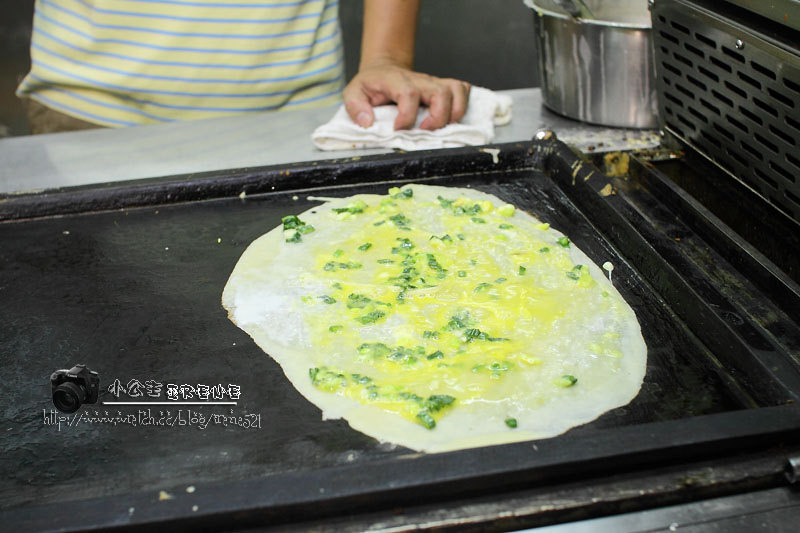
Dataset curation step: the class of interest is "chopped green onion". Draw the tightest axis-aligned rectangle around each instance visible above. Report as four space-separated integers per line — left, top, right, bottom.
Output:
446 312 473 330
377 259 394 264
416 411 436 429
473 282 492 293
425 394 455 411
357 343 392 358
471 217 486 224
437 195 455 208
423 330 440 339
389 213 411 228
355 310 386 325
557 236 570 247
499 223 514 229
296 225 315 235
358 242 372 251
281 215 315 242
281 215 303 229
391 237 415 254
346 293 372 308
505 417 517 428
518 266 526 275
318 295 336 304
329 325 343 332
464 328 486 340
457 204 482 216
495 277 507 283
457 271 467 278
558 375 578 387
332 199 368 215
333 249 344 257
390 187 413 199
539 247 550 253
323 261 362 272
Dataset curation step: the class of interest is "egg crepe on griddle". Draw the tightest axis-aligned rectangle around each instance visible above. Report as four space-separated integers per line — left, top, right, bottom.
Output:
222 184 646 452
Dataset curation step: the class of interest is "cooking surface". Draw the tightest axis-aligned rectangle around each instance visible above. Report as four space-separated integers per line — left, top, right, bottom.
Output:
1 141 799 530
0 168 765 506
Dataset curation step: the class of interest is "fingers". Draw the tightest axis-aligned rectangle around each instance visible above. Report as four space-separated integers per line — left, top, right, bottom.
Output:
343 65 472 131
419 86 452 130
393 87 421 130
410 76 471 130
342 84 375 128
450 80 471 123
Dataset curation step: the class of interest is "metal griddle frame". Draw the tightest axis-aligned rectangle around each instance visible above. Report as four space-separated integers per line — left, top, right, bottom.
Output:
2 137 800 531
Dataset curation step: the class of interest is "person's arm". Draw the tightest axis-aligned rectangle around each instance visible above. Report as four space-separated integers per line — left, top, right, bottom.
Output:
342 0 470 130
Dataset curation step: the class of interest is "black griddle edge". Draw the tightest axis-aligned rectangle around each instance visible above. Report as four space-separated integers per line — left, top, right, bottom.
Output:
3 137 800 531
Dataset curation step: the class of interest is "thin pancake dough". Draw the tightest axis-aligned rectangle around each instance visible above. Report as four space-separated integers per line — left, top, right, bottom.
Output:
222 184 646 453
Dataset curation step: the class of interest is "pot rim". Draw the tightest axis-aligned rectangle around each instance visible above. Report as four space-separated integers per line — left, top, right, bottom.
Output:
524 0 652 30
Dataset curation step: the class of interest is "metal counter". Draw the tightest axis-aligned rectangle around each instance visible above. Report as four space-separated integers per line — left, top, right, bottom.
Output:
0 88 659 195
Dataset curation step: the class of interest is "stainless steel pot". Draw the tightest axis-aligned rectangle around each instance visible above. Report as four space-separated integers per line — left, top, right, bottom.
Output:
527 0 658 128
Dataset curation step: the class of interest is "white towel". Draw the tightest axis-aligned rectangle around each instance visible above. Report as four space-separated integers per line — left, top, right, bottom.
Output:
311 86 512 151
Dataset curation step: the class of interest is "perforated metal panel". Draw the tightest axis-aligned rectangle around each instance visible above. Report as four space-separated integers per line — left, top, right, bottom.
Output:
652 0 800 224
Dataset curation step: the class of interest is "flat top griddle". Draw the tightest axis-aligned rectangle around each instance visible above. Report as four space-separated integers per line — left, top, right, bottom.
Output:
1 139 799 531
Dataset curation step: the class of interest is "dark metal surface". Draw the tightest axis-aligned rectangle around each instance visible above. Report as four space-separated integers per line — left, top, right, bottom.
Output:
652 0 800 225
271 447 797 532
721 0 800 33
1 139 799 531
526 486 800 533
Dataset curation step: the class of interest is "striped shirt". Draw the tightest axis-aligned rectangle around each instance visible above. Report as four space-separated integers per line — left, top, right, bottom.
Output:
17 0 344 127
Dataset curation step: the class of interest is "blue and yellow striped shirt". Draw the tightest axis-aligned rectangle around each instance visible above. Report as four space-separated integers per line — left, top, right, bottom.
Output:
17 0 344 127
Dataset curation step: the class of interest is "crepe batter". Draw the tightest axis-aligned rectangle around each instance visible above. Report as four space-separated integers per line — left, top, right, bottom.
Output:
222 184 647 452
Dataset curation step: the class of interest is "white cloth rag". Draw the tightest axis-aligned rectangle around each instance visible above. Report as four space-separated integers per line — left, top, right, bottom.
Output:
311 86 512 151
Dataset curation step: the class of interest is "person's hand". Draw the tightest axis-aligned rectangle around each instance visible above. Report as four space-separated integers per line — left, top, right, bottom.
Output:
343 60 471 131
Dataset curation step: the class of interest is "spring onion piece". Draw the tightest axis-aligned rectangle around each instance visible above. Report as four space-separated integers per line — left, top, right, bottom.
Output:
323 261 362 272
390 187 413 199
557 375 578 387
332 199 368 215
505 417 518 428
347 293 372 308
389 213 411 228
282 215 315 243
356 310 386 325
473 282 492 292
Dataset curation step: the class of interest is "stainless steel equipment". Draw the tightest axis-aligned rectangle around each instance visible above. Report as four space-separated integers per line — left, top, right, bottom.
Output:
652 0 800 225
528 0 658 128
